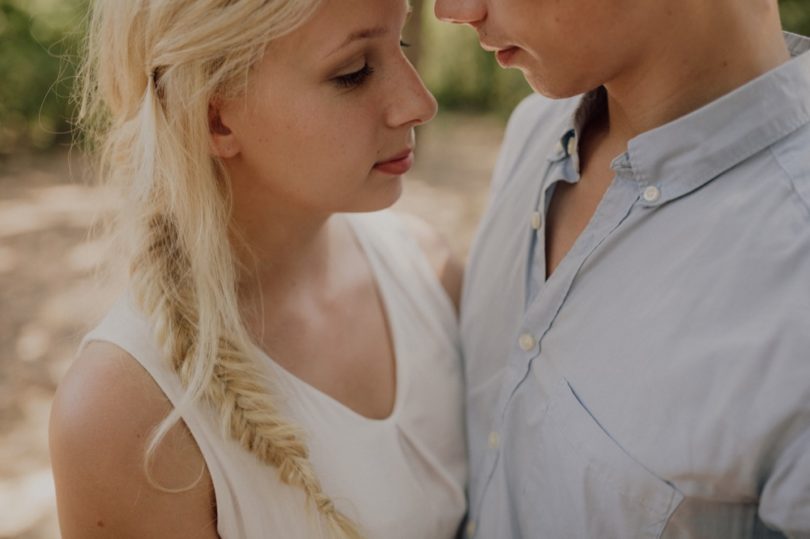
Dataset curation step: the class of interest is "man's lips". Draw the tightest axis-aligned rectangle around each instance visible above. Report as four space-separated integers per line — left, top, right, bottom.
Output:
480 40 521 67
495 46 520 67
373 149 414 175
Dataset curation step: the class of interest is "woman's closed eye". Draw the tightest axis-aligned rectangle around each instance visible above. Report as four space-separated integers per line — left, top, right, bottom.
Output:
334 63 375 88
332 41 411 89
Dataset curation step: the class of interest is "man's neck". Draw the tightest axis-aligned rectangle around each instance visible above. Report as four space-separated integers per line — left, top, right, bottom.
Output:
602 2 790 145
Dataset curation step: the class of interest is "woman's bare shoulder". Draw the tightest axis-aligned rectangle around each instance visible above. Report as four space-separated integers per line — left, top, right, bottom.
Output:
52 341 165 437
50 341 217 538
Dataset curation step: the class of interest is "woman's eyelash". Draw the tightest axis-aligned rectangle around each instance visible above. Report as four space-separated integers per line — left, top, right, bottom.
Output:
334 64 375 88
332 42 410 89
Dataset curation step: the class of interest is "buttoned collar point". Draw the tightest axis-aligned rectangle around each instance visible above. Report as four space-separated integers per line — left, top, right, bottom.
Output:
547 88 608 168
548 129 572 163
545 34 810 209
623 32 810 206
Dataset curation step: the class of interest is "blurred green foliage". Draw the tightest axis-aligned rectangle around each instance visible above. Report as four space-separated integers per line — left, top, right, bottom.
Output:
782 0 810 36
419 6 532 117
0 0 87 154
0 0 809 153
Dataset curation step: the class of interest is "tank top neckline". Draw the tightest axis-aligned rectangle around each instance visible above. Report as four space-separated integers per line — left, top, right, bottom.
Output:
251 213 407 426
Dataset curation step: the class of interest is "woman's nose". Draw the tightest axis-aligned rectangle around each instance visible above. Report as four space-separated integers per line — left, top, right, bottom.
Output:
387 61 438 129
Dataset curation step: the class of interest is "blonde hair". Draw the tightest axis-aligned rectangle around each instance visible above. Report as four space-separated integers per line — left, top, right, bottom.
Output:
79 1 362 537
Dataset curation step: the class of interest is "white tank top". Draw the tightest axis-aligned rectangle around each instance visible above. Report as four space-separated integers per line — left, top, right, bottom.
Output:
80 211 467 539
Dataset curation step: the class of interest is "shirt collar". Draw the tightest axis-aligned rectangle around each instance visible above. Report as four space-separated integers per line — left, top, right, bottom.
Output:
547 87 606 169
550 32 810 206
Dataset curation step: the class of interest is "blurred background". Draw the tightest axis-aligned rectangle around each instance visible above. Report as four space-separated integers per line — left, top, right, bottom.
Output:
1 1 809 537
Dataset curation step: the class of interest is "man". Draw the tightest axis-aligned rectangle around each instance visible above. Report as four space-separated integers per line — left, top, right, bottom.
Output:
435 0 810 537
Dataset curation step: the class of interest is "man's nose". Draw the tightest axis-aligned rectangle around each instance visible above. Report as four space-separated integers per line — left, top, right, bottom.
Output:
434 0 487 26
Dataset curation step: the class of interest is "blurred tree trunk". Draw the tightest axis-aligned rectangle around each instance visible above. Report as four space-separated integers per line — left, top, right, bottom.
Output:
403 0 425 69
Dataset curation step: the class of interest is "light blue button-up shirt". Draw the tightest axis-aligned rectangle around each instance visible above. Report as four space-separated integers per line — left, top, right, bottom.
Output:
462 33 810 539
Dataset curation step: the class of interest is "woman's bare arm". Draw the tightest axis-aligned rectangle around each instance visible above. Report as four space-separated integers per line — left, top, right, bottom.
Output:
50 341 219 539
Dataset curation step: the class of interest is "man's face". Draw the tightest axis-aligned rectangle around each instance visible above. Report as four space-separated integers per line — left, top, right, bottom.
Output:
434 0 669 98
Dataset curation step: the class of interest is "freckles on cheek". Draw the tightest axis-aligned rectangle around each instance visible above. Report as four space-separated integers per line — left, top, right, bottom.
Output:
302 110 355 162
249 111 299 159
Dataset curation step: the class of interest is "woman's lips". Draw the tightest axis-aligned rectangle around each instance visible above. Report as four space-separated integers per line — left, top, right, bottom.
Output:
496 46 520 67
373 150 414 175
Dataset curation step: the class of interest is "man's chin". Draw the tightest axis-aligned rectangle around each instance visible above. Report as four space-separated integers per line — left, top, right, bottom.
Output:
522 72 593 101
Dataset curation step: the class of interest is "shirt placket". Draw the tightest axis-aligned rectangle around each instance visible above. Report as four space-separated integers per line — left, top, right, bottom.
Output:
468 157 642 537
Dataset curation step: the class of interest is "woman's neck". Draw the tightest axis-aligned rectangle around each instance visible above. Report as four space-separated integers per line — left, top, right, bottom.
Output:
228 185 344 309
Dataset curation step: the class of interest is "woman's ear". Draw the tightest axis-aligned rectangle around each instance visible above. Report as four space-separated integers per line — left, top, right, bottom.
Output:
209 102 240 158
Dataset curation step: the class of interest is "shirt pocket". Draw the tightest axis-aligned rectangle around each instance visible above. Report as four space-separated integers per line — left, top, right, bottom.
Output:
520 378 683 539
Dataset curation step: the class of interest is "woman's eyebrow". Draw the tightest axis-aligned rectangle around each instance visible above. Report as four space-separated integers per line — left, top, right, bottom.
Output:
326 26 388 57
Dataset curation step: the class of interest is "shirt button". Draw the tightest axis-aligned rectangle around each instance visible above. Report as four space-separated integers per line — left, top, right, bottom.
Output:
466 520 477 537
531 211 542 230
642 185 661 203
518 333 536 351
488 431 500 449
566 135 577 156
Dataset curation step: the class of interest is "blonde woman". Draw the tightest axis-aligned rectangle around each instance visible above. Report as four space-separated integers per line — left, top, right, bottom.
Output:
48 0 466 537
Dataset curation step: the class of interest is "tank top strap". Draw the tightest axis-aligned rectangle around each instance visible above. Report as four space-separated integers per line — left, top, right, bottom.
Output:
78 294 244 536
79 294 185 400
344 210 458 336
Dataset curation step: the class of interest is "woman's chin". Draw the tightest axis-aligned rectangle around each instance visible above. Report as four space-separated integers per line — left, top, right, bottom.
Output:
346 180 404 213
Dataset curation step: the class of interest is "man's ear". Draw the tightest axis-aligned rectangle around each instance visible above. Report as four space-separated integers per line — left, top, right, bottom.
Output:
209 102 239 158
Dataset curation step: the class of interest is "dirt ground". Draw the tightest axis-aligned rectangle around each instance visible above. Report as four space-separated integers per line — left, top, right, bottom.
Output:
0 112 505 538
